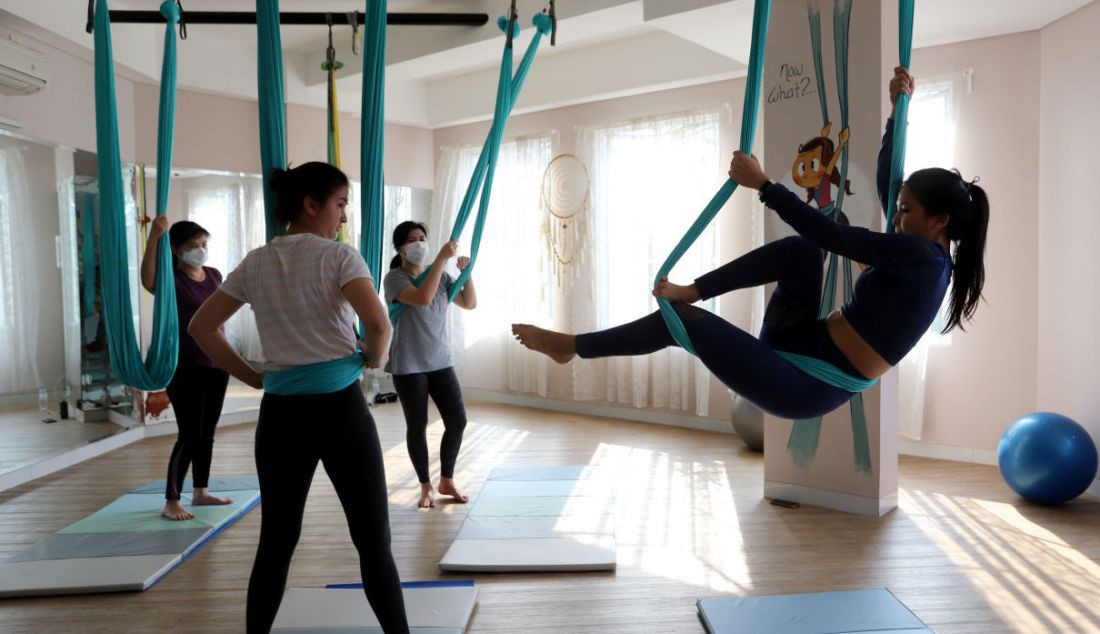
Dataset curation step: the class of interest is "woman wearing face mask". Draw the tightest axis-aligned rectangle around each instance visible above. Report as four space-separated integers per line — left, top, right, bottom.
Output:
384 221 477 509
141 218 232 521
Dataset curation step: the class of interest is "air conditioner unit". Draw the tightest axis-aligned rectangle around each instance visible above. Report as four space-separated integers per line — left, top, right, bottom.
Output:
0 35 48 96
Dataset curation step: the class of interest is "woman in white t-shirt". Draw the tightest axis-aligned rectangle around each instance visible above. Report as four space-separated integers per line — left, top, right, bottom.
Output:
188 162 408 634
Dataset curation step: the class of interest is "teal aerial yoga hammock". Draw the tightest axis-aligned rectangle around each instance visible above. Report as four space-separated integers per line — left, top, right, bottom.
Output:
885 0 915 234
259 0 389 396
388 10 553 325
257 0 287 244
92 0 180 391
653 0 771 356
359 0 387 284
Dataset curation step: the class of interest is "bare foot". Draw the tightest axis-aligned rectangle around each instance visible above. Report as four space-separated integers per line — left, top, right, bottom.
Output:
437 478 469 504
162 500 194 521
510 324 577 364
652 277 701 303
417 482 436 509
191 487 233 506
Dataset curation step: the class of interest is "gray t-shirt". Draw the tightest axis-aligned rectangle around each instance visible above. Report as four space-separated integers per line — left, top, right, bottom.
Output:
383 267 456 375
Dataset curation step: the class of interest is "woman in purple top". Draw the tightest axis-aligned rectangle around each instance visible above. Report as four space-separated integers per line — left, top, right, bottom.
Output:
141 217 232 520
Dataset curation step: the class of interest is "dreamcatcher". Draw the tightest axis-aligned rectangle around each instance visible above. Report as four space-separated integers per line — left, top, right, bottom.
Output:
539 153 590 284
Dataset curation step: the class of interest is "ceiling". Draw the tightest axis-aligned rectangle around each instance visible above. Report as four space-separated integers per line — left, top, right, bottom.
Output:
1 0 1093 129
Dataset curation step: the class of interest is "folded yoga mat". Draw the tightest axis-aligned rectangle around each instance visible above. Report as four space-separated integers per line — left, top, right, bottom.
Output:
439 466 616 572
271 580 478 633
0 477 260 598
697 588 932 634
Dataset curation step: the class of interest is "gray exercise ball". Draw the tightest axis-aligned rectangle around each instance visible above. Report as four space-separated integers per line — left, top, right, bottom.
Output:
731 393 764 452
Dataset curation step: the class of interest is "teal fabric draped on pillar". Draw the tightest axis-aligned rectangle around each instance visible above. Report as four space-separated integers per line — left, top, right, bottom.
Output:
786 0 873 474
92 0 179 391
653 0 771 356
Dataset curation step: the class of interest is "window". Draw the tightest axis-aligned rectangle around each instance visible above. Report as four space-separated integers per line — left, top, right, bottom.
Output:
906 75 960 341
573 109 723 414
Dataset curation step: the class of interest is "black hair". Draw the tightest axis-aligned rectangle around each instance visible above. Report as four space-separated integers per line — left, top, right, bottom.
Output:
269 161 350 225
168 220 209 268
390 220 428 269
903 167 989 333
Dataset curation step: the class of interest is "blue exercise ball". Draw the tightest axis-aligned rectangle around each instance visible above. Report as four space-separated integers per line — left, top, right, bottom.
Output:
998 412 1098 505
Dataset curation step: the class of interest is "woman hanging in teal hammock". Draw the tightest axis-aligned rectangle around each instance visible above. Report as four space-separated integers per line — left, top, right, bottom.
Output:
513 67 990 420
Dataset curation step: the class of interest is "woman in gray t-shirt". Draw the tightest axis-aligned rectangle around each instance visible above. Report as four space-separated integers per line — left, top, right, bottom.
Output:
384 221 477 509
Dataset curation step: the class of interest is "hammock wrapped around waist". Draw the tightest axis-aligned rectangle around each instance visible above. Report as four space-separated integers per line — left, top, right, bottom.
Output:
776 351 879 393
263 354 365 396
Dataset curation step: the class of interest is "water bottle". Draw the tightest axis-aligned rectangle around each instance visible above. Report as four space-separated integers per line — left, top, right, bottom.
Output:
38 385 48 412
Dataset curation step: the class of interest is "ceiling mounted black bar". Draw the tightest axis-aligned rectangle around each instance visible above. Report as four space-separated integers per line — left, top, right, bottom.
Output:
105 11 489 27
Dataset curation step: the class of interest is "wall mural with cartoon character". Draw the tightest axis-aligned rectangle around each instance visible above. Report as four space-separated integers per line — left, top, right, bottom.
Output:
761 0 899 515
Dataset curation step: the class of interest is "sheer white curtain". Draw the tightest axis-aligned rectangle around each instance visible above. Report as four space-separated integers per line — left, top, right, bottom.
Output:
897 78 958 440
431 135 553 395
574 109 722 416
0 146 41 392
187 179 267 362
347 182 413 267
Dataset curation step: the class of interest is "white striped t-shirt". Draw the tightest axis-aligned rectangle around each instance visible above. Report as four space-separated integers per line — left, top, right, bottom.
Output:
219 233 371 371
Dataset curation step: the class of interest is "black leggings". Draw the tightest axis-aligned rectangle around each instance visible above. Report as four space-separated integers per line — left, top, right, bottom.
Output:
576 236 861 420
392 367 467 484
164 363 229 500
246 383 408 634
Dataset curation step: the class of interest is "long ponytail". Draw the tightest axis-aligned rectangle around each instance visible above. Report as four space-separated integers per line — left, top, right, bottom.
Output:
944 182 989 332
904 167 989 333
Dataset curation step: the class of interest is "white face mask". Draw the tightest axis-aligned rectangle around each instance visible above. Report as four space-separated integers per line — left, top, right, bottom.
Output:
180 247 208 268
402 240 430 266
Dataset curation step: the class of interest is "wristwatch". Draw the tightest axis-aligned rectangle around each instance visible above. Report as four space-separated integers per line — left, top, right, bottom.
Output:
758 180 774 195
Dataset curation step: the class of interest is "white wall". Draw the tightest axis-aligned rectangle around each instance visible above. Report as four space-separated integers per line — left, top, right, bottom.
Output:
132 85 434 189
1037 1 1100 444
909 31 1042 452
0 23 137 158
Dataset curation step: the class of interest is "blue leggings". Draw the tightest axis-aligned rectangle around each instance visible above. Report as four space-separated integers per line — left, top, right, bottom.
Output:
575 237 862 420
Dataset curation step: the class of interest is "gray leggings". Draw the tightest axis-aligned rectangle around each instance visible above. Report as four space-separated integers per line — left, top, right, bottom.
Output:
392 367 467 483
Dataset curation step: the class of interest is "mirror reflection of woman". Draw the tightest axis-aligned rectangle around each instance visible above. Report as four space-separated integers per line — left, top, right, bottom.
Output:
141 218 232 521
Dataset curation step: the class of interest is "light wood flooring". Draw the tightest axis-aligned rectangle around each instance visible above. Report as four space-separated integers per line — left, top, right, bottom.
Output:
1 400 1098 633
0 406 123 477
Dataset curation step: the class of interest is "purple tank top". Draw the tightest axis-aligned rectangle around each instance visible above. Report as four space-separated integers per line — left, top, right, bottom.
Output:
174 266 222 368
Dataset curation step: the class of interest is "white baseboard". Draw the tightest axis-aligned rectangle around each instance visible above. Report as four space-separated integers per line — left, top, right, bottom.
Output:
462 388 734 434
897 439 998 466
1087 479 1100 499
764 481 898 517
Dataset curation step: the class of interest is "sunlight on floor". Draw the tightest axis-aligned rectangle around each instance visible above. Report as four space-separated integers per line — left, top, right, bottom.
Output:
384 418 530 510
902 488 1100 633
595 442 752 594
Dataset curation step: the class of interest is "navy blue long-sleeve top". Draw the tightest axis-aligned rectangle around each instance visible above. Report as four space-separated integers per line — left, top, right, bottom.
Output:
758 119 952 365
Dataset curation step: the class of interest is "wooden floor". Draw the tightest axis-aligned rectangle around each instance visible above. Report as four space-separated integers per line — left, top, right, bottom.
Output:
1 400 1098 633
0 406 123 477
